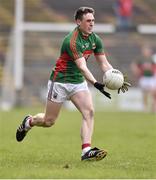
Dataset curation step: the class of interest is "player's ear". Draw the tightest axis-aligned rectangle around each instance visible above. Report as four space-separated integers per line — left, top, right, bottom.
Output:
76 19 81 26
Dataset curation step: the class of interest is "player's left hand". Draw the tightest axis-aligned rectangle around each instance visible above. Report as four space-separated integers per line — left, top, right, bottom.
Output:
118 75 131 94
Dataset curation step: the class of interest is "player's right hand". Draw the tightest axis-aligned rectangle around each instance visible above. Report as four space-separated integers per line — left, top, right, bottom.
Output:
94 82 111 99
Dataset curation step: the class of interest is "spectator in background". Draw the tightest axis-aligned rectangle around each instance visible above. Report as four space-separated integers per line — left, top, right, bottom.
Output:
152 53 156 74
114 0 133 31
131 45 156 113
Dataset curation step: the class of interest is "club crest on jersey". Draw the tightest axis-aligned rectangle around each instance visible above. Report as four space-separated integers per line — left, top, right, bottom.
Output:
82 43 89 49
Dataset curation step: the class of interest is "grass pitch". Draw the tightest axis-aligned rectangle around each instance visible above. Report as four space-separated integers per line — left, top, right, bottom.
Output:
0 107 156 179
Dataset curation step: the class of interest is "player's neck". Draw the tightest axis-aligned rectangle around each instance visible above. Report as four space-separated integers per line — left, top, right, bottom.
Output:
78 27 89 39
82 31 89 37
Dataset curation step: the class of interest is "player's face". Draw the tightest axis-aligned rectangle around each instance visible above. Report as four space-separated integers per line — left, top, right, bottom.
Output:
77 13 95 35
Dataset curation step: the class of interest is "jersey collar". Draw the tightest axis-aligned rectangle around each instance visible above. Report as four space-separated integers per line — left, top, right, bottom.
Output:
77 26 91 40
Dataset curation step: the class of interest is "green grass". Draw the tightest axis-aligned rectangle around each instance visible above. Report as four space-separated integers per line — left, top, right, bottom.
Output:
0 107 156 178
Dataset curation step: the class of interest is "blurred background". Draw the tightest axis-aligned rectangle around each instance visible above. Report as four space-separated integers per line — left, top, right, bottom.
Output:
0 0 156 112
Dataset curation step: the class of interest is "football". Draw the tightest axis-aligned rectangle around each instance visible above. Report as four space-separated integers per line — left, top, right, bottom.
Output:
103 69 124 90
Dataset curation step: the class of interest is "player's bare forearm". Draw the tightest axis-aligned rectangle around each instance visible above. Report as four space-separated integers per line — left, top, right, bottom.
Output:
95 54 113 72
80 65 97 85
75 57 97 85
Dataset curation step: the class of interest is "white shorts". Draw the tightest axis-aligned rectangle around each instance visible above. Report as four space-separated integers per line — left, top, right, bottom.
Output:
47 80 89 103
139 77 156 91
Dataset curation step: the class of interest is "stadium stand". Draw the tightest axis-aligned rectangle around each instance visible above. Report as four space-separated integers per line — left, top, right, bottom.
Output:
0 0 156 107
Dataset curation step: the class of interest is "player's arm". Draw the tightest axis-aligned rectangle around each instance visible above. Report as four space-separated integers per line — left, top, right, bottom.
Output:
75 57 96 85
93 34 113 72
75 57 111 99
95 54 113 72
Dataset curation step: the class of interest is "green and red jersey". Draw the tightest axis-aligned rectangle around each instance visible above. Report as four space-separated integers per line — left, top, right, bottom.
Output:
50 26 105 83
136 56 155 77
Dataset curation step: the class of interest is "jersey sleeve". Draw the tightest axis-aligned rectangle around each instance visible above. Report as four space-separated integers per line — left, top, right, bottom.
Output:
94 34 105 55
65 40 83 60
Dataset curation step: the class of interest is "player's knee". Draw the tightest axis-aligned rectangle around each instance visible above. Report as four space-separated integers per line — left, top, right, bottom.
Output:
83 108 94 120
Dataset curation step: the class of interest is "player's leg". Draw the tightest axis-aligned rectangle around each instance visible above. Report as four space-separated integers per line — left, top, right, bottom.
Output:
70 90 107 161
16 100 62 142
151 88 156 113
16 80 65 142
142 90 148 111
71 90 94 145
153 92 156 113
31 100 62 127
150 78 156 113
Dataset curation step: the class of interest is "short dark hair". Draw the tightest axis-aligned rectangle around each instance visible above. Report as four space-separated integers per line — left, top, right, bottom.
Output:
74 7 95 20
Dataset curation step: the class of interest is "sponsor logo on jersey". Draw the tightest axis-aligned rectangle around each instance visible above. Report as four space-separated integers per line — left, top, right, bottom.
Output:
92 43 96 50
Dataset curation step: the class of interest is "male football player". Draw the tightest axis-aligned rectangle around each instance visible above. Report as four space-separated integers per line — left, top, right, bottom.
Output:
16 7 130 161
